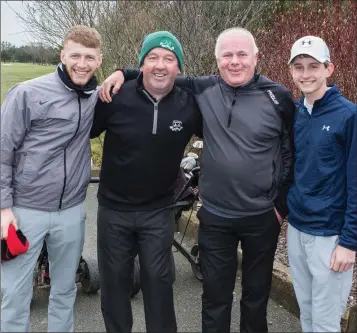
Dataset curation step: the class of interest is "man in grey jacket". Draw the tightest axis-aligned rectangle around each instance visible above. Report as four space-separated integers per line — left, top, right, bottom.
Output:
0 25 102 332
100 27 296 333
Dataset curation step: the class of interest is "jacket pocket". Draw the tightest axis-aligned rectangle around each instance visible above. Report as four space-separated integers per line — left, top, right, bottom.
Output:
20 154 36 187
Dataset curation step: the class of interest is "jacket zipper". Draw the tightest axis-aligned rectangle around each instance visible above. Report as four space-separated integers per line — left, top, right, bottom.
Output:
153 104 159 134
227 89 237 127
59 95 82 210
142 90 161 134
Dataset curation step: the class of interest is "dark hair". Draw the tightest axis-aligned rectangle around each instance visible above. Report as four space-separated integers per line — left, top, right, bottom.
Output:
295 54 329 68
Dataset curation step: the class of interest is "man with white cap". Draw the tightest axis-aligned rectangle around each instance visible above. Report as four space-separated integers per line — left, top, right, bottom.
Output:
287 36 356 332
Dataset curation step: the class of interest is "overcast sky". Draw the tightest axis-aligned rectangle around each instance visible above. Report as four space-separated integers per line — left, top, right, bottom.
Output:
1 1 31 46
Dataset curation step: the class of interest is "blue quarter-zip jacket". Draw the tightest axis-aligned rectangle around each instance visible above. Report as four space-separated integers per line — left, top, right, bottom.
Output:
287 85 356 251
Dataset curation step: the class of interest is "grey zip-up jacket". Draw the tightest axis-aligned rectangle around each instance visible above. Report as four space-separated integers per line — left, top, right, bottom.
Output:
123 70 296 218
1 71 98 211
179 74 296 218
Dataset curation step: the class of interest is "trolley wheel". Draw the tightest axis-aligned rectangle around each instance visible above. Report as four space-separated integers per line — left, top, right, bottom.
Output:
81 256 100 294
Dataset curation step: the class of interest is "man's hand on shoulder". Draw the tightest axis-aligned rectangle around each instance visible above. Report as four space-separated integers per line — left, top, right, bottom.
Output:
330 245 356 272
1 208 18 239
99 70 125 103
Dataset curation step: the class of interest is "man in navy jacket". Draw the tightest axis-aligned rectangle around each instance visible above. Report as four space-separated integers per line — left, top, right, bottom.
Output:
287 36 356 332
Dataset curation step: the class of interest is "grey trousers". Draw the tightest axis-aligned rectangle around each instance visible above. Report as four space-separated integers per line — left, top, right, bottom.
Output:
287 223 353 332
1 203 86 332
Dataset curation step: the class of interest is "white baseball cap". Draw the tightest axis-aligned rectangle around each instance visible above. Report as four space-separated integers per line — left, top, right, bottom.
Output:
288 36 331 65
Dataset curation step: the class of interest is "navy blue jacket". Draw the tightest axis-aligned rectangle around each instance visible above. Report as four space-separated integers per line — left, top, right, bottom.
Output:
287 85 356 251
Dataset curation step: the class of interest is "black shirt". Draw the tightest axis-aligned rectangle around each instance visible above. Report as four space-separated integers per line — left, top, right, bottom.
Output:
90 76 202 211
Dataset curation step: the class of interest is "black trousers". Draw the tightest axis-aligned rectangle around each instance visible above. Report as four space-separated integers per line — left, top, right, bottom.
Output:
197 207 281 333
97 205 177 333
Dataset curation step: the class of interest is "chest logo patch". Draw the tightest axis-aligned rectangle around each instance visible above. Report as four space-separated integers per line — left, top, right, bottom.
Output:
322 125 330 131
170 120 183 132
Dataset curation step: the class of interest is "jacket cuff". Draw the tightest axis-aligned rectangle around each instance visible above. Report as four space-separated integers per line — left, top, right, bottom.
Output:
338 239 357 252
1 197 13 209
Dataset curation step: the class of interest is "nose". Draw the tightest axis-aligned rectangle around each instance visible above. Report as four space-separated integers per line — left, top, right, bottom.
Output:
301 69 312 79
77 56 86 68
231 54 239 65
155 58 166 69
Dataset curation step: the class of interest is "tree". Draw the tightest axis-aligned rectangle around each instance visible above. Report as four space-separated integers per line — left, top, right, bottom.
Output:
255 0 357 103
10 0 275 79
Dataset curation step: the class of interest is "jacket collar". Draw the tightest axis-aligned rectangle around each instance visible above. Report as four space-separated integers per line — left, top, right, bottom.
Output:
296 84 341 112
135 72 177 102
219 72 261 93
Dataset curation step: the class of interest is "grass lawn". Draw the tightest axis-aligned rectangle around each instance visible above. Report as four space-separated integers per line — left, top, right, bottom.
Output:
1 62 56 105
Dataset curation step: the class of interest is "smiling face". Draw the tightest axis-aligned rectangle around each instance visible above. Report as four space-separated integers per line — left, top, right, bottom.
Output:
60 40 102 86
216 34 258 87
290 55 334 99
140 47 180 98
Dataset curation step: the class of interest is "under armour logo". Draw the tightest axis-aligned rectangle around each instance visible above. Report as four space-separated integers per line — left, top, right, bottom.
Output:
322 125 330 131
170 120 183 132
301 38 312 48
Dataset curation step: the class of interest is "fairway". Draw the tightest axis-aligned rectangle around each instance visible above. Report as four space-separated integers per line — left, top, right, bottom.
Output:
1 62 56 105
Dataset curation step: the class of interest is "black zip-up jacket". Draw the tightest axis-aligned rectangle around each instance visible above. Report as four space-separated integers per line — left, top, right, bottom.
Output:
123 70 295 218
90 75 202 212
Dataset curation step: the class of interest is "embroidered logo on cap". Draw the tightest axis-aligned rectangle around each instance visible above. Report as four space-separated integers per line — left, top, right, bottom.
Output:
160 40 175 51
300 38 313 48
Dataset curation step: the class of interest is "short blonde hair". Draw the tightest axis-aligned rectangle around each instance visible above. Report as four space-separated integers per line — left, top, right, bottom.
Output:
215 27 258 58
64 25 101 49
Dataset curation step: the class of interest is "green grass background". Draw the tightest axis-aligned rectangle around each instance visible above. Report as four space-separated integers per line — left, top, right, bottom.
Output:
1 63 56 104
1 62 103 167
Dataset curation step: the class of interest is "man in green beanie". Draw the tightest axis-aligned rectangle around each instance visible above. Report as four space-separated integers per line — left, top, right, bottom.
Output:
90 31 202 333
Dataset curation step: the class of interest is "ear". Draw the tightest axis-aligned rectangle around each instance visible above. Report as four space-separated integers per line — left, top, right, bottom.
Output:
326 62 335 78
60 49 65 64
289 66 293 76
254 52 259 65
97 53 103 68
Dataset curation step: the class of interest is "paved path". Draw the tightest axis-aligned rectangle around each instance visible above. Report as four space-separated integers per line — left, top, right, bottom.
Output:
29 184 301 332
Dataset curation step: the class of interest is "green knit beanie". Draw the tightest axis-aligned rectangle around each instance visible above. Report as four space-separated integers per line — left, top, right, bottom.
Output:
139 31 184 71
